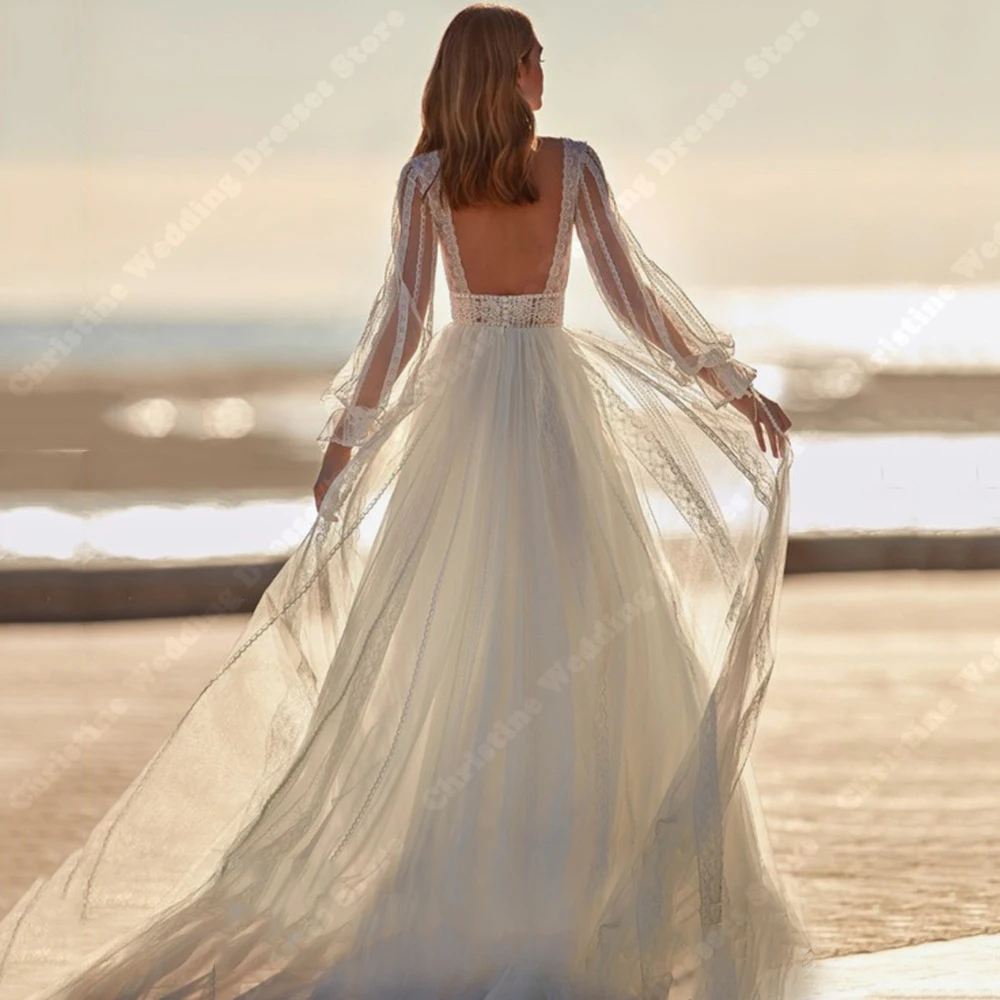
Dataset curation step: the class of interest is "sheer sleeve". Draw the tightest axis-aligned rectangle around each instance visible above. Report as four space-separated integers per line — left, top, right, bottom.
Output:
574 141 757 409
317 155 438 449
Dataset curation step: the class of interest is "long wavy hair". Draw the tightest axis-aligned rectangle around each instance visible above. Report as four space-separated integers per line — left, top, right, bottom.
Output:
413 4 540 209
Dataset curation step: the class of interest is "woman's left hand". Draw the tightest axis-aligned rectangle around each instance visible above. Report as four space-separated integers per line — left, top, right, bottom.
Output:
729 390 792 459
314 442 353 512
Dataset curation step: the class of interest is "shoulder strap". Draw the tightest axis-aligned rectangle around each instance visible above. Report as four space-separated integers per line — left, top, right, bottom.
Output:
416 150 471 295
543 138 584 293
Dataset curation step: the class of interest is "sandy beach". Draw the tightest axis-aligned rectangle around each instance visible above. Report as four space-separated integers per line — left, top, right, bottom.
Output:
1 568 997 963
4 361 1000 497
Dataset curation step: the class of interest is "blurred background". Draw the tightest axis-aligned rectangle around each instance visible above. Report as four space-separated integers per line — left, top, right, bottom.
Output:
1 0 999 983
2 0 999 577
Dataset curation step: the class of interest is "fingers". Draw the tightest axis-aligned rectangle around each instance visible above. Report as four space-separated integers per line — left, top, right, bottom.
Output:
755 398 792 458
769 422 784 459
747 397 766 454
768 415 787 458
737 393 792 458
775 402 792 433
761 406 780 457
313 474 333 512
774 405 792 457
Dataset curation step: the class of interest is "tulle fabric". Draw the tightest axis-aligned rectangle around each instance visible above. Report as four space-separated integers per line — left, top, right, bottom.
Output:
0 138 813 999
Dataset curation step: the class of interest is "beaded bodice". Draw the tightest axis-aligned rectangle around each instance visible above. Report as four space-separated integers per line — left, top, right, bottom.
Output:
413 138 581 329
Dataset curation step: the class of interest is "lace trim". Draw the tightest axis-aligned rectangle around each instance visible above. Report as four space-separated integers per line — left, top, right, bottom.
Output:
427 154 471 297
708 359 757 403
325 403 379 448
409 152 439 191
545 137 579 295
450 292 565 328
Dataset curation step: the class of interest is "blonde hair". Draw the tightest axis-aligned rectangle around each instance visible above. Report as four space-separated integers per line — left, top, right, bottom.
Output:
414 4 540 209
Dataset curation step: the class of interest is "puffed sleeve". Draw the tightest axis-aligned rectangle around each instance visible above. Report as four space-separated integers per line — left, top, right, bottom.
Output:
574 141 757 409
317 155 438 449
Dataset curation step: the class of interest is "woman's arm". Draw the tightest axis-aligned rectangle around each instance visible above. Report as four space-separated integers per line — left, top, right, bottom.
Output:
573 141 789 454
314 157 438 508
319 156 437 447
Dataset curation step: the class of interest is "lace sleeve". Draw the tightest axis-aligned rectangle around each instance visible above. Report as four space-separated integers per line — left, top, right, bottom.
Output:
317 155 438 449
574 141 756 409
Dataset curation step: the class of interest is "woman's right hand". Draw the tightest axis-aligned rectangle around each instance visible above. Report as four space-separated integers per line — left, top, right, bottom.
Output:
729 390 792 459
313 442 353 513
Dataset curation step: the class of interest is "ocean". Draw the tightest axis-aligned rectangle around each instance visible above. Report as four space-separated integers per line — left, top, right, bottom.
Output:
2 284 999 375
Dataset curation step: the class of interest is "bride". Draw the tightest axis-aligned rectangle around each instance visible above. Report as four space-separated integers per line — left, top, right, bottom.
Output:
0 5 812 999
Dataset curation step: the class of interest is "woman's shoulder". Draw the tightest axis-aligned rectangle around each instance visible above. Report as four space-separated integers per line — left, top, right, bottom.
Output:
539 135 592 154
397 148 441 192
409 147 440 167
540 136 602 173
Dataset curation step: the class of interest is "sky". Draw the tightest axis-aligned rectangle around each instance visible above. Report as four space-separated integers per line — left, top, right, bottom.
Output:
2 0 998 316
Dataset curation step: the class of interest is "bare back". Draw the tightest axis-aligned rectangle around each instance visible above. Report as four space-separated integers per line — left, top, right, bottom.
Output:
448 137 566 296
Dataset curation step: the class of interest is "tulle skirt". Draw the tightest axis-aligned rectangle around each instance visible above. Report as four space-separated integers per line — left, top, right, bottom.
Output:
0 320 813 999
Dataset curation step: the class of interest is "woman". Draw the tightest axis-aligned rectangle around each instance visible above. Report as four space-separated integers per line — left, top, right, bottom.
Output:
0 5 811 999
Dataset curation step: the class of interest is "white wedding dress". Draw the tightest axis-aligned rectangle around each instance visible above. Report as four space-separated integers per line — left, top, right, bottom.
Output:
0 137 813 999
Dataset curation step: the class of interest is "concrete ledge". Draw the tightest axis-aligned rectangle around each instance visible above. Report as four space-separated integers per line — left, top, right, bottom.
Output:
1 532 999 623
0 561 283 623
785 532 1000 574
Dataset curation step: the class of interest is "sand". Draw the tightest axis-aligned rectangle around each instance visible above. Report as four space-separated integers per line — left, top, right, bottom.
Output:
1 569 998 960
5 364 1000 496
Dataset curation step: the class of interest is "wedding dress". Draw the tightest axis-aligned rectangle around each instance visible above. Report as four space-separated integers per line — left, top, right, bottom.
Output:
0 137 813 999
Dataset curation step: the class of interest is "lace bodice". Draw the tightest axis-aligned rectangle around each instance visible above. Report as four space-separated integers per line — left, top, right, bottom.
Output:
410 138 581 329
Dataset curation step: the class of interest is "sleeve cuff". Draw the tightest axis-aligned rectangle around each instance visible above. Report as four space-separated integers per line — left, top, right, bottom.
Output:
316 402 380 449
704 359 758 409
